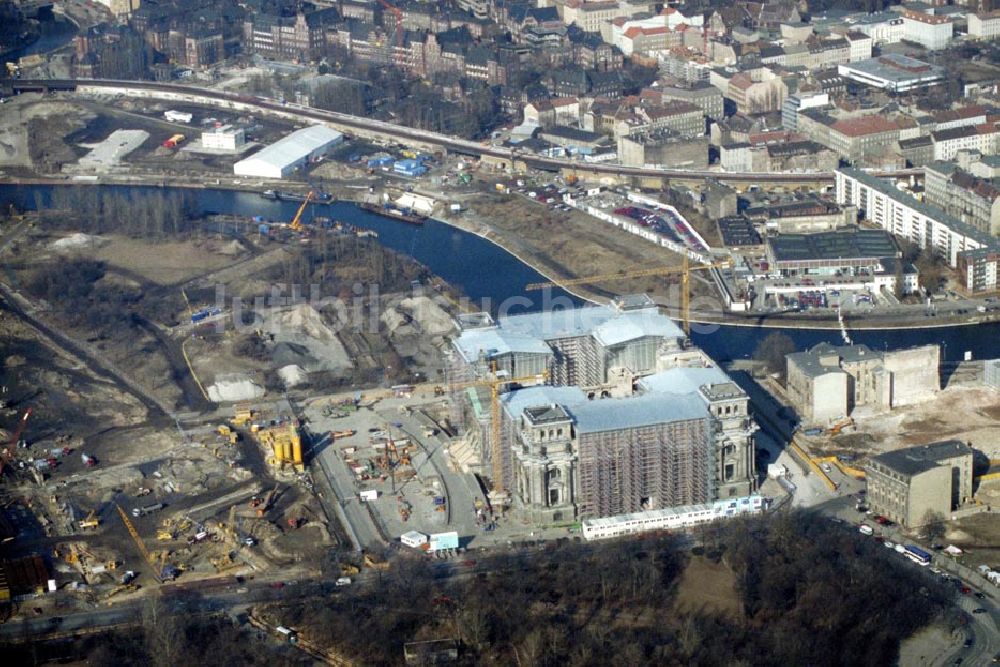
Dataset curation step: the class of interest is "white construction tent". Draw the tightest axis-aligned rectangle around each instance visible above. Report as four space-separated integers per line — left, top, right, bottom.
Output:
233 125 343 179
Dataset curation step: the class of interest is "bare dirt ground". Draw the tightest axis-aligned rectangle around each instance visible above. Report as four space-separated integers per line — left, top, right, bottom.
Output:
441 191 697 305
672 555 742 620
822 386 1000 459
0 96 94 171
61 235 244 286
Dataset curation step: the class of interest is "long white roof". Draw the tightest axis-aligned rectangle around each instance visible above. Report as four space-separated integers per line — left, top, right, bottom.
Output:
235 124 342 170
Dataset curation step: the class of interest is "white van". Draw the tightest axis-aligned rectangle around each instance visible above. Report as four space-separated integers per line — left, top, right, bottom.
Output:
335 577 352 587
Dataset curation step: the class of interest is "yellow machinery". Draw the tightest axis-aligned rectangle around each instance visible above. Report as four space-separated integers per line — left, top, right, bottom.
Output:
116 503 162 582
447 366 549 504
289 191 315 233
79 510 99 530
363 551 389 571
525 256 732 335
260 422 303 468
231 403 254 427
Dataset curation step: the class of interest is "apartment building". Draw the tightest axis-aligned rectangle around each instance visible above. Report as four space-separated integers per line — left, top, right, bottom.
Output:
969 10 1000 38
924 160 1000 236
826 115 903 164
836 168 996 267
902 10 953 50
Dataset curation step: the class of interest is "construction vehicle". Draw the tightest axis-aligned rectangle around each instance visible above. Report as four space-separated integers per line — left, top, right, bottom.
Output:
103 583 139 603
156 528 173 541
525 256 733 335
446 367 549 507
1 406 33 477
5 62 20 78
339 562 360 576
363 551 390 571
162 133 185 148
257 483 279 518
79 510 100 530
828 417 855 436
132 503 164 518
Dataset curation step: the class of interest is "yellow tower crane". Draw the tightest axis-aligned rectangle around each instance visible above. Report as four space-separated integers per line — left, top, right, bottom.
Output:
116 503 161 582
447 365 548 508
525 256 732 334
288 191 315 233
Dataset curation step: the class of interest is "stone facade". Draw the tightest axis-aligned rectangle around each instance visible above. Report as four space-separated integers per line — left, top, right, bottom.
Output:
866 440 974 528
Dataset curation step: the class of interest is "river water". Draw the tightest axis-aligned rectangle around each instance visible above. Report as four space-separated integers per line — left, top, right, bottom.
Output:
2 183 998 363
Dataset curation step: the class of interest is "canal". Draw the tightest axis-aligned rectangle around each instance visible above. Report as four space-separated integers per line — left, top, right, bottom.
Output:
2 183 998 364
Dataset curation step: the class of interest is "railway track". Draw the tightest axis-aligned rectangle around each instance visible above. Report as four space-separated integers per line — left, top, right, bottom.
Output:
5 77 923 185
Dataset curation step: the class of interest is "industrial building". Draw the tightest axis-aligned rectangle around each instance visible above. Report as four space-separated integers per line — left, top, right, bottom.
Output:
233 125 343 179
450 296 757 522
765 228 900 276
201 125 246 152
785 343 940 423
865 440 973 528
837 54 946 93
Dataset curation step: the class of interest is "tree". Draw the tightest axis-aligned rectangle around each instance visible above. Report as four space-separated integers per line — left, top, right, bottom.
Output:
920 510 947 544
752 331 796 381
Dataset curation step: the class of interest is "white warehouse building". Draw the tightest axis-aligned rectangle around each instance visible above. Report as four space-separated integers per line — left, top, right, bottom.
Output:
233 125 343 179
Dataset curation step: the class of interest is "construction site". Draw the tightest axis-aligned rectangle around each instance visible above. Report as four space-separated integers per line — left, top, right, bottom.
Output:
0 181 470 620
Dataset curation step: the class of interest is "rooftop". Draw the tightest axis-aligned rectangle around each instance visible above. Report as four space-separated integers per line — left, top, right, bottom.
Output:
871 440 972 477
787 342 881 378
569 392 708 433
768 228 900 264
839 53 945 85
453 328 553 363
235 125 342 169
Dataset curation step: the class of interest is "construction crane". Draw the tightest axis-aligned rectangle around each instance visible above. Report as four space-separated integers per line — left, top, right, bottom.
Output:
1 406 32 478
116 503 161 583
289 191 315 233
525 256 732 334
377 0 404 49
447 366 548 507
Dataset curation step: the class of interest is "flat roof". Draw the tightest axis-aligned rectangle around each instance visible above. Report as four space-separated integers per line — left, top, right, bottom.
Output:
871 440 972 476
768 228 899 264
839 54 945 84
569 392 708 433
453 328 553 363
637 366 732 395
235 125 343 170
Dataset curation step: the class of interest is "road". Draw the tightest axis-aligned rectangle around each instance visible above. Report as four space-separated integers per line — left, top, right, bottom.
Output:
6 78 922 186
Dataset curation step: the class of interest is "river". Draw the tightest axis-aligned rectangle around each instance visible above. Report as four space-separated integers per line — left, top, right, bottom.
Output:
2 183 998 364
